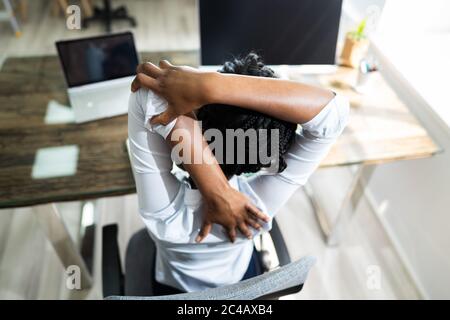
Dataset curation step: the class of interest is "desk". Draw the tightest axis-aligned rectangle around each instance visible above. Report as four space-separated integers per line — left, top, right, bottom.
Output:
0 51 197 289
0 52 440 286
0 51 198 208
287 67 440 245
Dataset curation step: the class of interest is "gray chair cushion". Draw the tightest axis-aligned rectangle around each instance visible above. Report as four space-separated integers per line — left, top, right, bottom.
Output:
106 255 316 300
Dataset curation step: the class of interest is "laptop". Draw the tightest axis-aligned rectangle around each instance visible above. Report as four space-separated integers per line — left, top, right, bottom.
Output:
56 32 139 123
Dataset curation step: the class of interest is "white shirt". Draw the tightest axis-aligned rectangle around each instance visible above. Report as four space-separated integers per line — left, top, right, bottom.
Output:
128 88 349 292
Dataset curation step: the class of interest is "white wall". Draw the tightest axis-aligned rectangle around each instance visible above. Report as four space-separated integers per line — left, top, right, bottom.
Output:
342 0 450 298
379 0 450 33
369 126 450 299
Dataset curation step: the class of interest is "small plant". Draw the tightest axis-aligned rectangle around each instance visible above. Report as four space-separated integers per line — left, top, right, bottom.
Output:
340 18 370 68
348 19 367 41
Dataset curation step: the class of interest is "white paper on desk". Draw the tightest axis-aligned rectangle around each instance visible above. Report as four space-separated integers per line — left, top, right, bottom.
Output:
32 145 79 179
44 100 75 124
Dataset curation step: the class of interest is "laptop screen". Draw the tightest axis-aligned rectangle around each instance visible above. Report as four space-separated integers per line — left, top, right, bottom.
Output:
56 32 139 88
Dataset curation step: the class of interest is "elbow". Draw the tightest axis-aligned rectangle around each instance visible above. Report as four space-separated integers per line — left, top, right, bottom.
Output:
302 94 350 141
324 94 349 140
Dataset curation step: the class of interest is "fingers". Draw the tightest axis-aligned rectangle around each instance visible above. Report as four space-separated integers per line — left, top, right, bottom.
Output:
132 62 163 92
159 60 173 69
131 73 160 93
196 222 212 243
227 228 237 243
245 203 270 223
150 108 178 126
137 62 163 78
245 217 262 231
238 222 253 239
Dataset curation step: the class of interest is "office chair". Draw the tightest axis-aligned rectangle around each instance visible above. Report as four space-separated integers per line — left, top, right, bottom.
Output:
102 220 316 300
83 0 136 32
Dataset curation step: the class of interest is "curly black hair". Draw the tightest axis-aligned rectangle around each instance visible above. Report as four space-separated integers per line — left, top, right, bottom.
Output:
196 53 297 177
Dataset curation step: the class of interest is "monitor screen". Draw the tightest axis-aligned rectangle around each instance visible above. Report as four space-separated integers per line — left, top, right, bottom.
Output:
56 32 139 88
200 0 343 65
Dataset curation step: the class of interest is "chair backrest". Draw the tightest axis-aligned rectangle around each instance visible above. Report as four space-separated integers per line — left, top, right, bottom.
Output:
106 255 316 300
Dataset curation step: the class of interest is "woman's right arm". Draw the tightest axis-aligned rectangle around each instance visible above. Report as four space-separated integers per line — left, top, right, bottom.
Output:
131 87 270 243
206 72 335 125
132 60 335 126
165 115 269 242
131 61 349 223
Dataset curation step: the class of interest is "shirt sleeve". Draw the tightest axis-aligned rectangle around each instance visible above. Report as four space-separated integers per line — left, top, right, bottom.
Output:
247 94 350 215
142 89 178 139
128 89 182 218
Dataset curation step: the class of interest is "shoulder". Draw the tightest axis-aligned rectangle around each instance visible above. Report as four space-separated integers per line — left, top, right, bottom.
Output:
130 88 149 110
135 88 168 115
129 88 148 118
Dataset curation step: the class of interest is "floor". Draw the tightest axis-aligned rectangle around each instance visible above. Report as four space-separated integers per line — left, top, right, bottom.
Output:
0 0 199 63
0 0 420 299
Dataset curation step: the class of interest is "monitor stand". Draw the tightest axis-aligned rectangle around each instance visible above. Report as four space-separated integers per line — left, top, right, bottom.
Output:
83 0 137 32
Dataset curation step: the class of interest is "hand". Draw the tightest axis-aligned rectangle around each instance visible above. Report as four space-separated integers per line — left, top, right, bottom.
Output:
163 110 269 244
195 186 270 243
131 60 213 125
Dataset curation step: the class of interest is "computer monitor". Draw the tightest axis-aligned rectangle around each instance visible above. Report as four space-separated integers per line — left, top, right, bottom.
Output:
56 32 139 88
199 0 343 65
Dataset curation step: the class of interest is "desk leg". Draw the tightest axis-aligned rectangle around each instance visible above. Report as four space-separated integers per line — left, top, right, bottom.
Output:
305 164 376 246
80 0 93 17
33 203 92 289
2 0 21 37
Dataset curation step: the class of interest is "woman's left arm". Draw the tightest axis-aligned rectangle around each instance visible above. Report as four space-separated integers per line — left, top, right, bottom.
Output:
206 73 335 124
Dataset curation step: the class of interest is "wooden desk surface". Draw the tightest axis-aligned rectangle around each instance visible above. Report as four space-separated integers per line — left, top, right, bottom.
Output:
291 68 441 167
0 52 439 208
